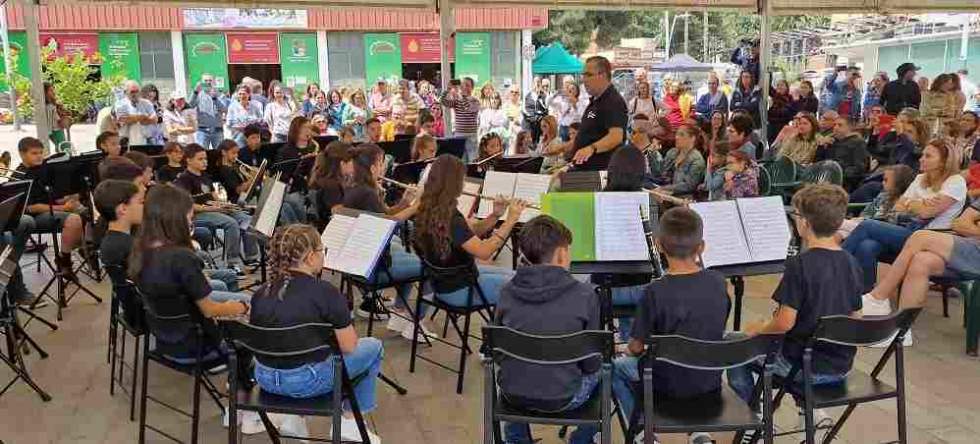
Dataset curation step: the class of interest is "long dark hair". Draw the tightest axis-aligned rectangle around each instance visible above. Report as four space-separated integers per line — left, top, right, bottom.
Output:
128 184 194 279
414 155 465 259
604 145 646 192
962 111 979 138
216 139 238 167
309 141 353 189
350 143 383 189
287 116 311 148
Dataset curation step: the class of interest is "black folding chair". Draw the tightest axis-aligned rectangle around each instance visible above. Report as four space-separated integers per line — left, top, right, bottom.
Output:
219 320 373 444
771 308 921 444
637 334 783 444
104 264 145 422
136 288 227 444
481 326 614 444
410 258 495 394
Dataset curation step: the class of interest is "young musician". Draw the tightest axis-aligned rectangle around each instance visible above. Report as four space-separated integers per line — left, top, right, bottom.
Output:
249 224 383 442
122 151 155 189
173 144 259 270
411 134 437 162
728 184 862 427
157 142 185 183
96 131 122 157
474 133 505 176
215 140 248 205
308 141 353 223
495 215 601 444
413 154 525 307
343 144 416 221
274 117 315 224
237 124 263 168
610 208 729 444
94 180 144 284
364 118 383 144
16 137 86 277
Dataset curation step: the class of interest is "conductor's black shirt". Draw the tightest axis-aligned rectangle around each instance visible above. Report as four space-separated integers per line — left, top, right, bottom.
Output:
571 84 628 171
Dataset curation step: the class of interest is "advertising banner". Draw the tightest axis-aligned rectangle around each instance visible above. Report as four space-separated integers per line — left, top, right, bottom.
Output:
280 33 319 91
99 33 141 81
400 33 453 64
454 32 491 85
364 33 402 85
40 33 99 62
183 8 308 29
184 33 229 91
227 32 279 64
0 32 30 91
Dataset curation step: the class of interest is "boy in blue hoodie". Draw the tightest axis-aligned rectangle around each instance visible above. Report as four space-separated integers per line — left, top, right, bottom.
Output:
495 215 602 444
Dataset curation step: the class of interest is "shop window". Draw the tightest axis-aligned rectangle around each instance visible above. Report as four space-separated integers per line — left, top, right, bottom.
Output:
138 32 175 95
327 32 366 89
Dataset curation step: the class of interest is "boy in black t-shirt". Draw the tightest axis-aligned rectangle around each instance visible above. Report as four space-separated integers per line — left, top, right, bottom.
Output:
611 207 730 444
495 216 601 444
237 124 263 168
156 142 185 184
727 185 862 419
96 131 122 157
94 180 144 284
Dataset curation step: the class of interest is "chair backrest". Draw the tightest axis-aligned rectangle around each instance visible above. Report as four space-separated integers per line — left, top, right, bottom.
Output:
646 334 782 371
813 308 922 347
134 285 200 345
219 319 339 359
800 160 843 186
768 155 798 184
104 263 145 330
757 163 772 196
483 326 613 365
415 250 480 293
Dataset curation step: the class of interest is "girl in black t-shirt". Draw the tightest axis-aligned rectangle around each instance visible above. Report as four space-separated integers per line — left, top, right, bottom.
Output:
308 141 353 224
250 224 383 443
216 139 248 205
474 132 505 175
413 154 526 307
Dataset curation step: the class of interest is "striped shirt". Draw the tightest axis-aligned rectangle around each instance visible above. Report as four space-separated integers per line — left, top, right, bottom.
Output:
440 92 480 135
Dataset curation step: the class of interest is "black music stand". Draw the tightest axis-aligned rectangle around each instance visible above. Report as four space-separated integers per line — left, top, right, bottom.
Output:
378 139 413 164
709 260 786 331
493 156 544 174
314 135 339 148
126 144 167 170
244 173 286 287
436 137 466 159
557 171 603 192
237 159 268 206
257 142 284 167
0 181 57 331
391 159 432 185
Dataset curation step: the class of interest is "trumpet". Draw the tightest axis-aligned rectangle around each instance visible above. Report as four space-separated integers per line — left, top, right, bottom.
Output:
380 176 541 210
236 159 259 180
0 166 26 179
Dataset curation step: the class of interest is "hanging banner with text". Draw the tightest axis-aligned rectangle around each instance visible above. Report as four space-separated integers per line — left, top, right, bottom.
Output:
183 8 308 29
0 32 30 91
40 33 99 63
400 33 453 64
364 33 402 85
184 33 230 91
454 32 491 85
99 33 141 81
279 32 319 91
227 32 279 64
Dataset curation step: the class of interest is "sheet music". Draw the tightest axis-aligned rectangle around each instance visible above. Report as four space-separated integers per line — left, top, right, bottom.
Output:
690 201 752 268
595 193 651 261
253 180 286 238
456 180 482 217
321 214 357 269
477 171 517 218
513 173 552 223
332 215 397 277
736 196 791 263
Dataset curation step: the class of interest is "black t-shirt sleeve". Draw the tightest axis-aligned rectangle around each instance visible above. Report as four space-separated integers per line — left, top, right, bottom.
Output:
316 282 352 329
629 285 655 341
172 249 212 302
342 186 385 214
604 97 629 132
772 256 804 311
450 211 476 248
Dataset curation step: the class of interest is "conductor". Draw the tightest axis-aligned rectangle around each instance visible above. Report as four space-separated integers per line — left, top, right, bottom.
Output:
569 56 628 171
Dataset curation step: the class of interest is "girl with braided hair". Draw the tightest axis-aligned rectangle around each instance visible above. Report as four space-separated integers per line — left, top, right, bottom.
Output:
250 224 384 443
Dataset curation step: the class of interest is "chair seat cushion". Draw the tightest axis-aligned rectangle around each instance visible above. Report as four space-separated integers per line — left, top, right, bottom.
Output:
238 386 339 417
494 391 603 426
645 387 761 433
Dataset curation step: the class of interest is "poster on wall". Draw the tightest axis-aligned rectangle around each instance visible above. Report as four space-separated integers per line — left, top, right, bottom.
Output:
454 33 491 85
227 32 279 64
99 33 141 81
364 33 402 86
279 33 319 91
400 33 453 64
184 33 229 91
0 32 30 91
40 33 99 62
183 8 308 29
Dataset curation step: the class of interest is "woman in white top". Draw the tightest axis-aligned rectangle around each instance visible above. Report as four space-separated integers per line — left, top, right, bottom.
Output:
538 115 568 172
843 139 967 293
630 80 659 121
264 84 297 143
548 82 586 142
226 85 264 148
162 91 197 144
478 92 511 146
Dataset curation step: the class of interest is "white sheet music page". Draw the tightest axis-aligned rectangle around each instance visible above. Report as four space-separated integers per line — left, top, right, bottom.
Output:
456 180 482 217
254 180 286 238
477 171 517 218
595 192 650 261
334 215 397 277
513 173 553 223
321 214 357 270
690 201 752 268
599 171 608 190
736 196 791 263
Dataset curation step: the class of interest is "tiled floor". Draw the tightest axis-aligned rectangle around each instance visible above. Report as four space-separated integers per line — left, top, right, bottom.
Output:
2 254 979 444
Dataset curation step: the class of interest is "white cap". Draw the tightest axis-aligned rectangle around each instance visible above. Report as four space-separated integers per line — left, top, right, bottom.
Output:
170 90 186 101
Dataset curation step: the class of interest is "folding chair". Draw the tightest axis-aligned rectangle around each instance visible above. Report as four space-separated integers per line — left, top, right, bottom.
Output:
481 326 614 444
136 288 227 444
220 320 373 444
771 308 922 444
104 264 145 422
410 259 495 394
636 334 782 444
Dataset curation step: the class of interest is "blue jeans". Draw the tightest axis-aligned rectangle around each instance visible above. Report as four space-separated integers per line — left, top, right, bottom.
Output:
559 125 570 142
194 210 259 267
369 243 429 315
610 356 641 425
457 132 479 163
727 351 846 405
254 337 383 413
208 268 239 292
195 128 224 150
435 264 513 307
841 219 913 292
611 285 645 342
30 211 70 234
280 192 307 224
503 372 600 444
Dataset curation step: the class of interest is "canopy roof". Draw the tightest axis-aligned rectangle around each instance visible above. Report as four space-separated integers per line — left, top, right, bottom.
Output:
649 53 714 72
533 43 584 75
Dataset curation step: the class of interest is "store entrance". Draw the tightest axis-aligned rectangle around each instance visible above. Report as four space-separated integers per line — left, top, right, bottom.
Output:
228 64 282 92
402 63 454 85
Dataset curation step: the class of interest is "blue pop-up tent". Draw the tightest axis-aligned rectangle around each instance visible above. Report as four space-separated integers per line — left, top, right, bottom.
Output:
532 43 584 75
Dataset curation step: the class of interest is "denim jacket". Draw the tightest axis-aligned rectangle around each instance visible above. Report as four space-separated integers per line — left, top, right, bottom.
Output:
650 148 706 196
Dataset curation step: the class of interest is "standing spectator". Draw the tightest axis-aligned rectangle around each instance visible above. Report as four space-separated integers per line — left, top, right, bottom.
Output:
163 91 197 145
549 82 586 141
923 73 966 136
730 71 761 127
115 80 158 146
863 72 889 120
368 80 392 122
226 85 264 147
730 38 761 84
523 78 548 143
140 83 165 145
264 83 297 143
440 77 482 161
695 74 728 121
43 82 71 148
249 78 267 107
959 70 978 106
479 92 510 145
503 88 523 136
815 116 869 191
917 76 931 92
391 80 423 129
794 80 819 114
881 63 922 115
343 89 371 141
768 79 796 144
956 111 980 165
478 82 496 110
300 83 321 116
326 89 348 132
630 80 659 121
305 90 329 119
189 74 226 150
822 67 863 123
569 56 628 171
417 80 438 108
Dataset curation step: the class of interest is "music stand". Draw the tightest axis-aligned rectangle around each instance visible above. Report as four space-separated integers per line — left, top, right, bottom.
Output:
436 137 466 159
314 135 339 147
257 142 284 167
378 139 412 164
390 159 432 185
245 172 286 287
557 171 603 192
493 156 544 174
126 144 167 169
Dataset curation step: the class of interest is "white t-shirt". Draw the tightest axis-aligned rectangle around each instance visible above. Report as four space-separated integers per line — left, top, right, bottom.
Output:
900 174 967 229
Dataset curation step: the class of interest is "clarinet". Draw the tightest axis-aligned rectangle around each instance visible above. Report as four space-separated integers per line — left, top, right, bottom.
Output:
640 206 665 279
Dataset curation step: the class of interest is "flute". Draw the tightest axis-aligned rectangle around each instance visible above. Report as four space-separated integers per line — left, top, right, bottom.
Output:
380 176 541 210
644 187 690 206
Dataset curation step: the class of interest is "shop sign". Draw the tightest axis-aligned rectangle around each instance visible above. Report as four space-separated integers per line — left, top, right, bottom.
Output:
40 33 99 63
364 33 402 85
227 32 279 64
183 8 308 29
400 33 453 64
455 33 492 85
184 33 230 91
99 33 141 81
280 33 319 91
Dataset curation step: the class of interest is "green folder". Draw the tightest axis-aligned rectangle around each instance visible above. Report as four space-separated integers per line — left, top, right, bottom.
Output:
541 192 596 261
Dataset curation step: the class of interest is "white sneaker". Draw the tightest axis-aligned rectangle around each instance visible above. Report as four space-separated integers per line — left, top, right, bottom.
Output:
338 417 382 443
871 329 914 348
222 408 266 435
861 293 892 316
402 321 439 342
689 432 713 443
267 413 309 441
386 315 410 333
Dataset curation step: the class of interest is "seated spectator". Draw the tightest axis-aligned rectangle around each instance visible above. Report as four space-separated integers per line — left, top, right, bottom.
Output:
723 150 759 199
814 116 869 191
703 145 729 201
771 112 819 165
649 124 707 198
726 113 757 160
838 165 916 240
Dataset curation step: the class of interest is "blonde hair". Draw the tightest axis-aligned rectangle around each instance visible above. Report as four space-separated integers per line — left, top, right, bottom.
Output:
264 224 322 300
541 115 558 142
921 139 960 191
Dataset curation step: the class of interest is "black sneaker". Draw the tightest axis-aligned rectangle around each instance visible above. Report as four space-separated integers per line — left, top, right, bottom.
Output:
355 298 389 320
